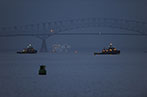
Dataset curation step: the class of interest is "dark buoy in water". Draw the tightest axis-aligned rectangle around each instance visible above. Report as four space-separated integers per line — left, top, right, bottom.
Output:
39 65 47 75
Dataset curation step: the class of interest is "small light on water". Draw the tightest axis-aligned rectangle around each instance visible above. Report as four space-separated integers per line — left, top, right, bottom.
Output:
74 50 78 54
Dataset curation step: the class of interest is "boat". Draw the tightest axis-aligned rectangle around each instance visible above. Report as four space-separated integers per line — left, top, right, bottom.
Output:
94 43 120 55
17 44 37 54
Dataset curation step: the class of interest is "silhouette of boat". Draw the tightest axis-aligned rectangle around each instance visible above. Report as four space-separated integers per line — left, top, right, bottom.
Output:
17 44 37 54
94 43 120 55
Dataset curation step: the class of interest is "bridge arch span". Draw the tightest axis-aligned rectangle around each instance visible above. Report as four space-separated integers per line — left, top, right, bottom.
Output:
0 17 147 52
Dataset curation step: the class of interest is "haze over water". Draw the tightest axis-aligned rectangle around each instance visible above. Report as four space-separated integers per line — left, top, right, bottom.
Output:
0 0 147 97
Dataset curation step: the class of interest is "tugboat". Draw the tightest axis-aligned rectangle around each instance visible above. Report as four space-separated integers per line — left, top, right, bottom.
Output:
94 43 120 55
17 44 37 54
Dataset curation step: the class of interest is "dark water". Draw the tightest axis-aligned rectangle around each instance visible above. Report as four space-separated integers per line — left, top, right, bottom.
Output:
0 51 147 97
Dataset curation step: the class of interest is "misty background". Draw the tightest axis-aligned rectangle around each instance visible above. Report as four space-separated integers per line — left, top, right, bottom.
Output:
0 1 147 97
0 0 147 52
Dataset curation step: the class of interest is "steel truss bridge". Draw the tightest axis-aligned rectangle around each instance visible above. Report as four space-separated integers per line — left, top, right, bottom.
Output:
0 17 147 52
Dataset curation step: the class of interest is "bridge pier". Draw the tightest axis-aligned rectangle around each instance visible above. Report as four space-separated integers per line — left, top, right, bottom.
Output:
37 36 49 53
40 38 48 52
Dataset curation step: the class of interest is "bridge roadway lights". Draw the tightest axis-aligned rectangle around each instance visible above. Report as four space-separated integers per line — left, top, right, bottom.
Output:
40 38 48 52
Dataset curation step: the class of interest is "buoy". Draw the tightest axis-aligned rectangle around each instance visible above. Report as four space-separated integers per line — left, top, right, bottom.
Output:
39 65 47 75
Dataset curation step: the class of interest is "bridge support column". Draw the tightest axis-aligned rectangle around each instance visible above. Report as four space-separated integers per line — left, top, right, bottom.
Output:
40 39 48 52
37 35 49 53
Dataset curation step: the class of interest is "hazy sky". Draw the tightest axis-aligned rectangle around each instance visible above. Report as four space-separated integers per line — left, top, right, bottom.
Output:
0 0 147 51
0 0 147 26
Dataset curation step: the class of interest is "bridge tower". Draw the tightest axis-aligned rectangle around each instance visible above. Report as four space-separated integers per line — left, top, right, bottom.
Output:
40 38 48 52
36 22 55 52
37 36 49 52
